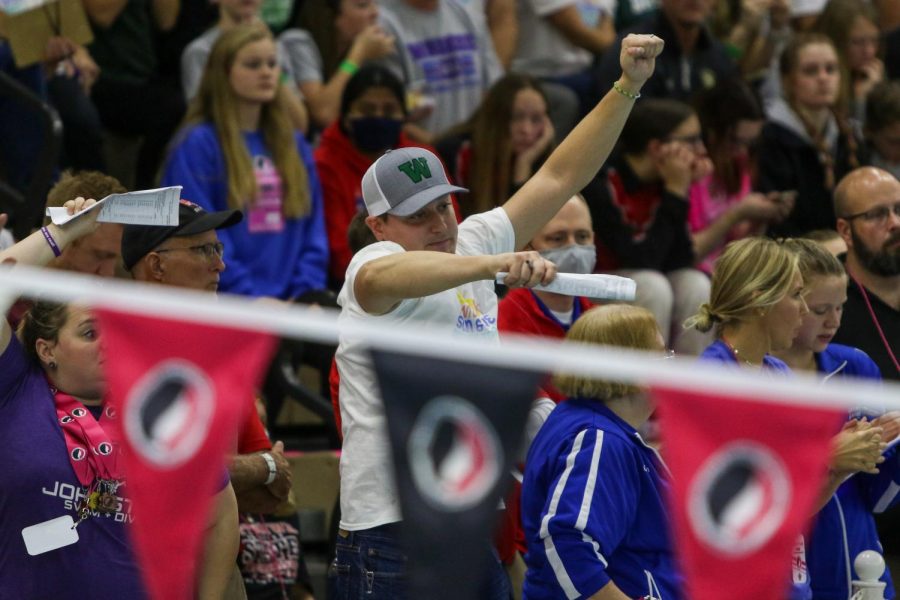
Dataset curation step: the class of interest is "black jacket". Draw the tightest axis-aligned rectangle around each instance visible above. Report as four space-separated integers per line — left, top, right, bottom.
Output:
594 11 737 102
757 110 866 237
583 157 694 272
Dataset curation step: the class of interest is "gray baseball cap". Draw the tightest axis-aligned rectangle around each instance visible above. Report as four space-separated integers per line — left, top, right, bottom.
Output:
361 148 467 217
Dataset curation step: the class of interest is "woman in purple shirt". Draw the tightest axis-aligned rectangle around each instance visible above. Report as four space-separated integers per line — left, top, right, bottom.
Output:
0 199 238 599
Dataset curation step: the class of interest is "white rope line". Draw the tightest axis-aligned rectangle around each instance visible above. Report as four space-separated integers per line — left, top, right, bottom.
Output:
3 265 899 412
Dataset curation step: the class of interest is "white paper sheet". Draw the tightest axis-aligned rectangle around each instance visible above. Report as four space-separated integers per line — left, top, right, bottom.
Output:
46 186 182 227
496 272 636 301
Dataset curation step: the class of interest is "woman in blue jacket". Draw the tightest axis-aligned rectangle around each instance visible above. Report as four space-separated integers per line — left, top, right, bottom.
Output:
685 237 807 373
521 304 682 600
685 237 888 600
162 24 329 300
774 239 899 600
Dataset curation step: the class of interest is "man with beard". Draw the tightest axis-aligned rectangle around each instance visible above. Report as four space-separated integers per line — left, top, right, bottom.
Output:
832 167 900 382
832 165 900 584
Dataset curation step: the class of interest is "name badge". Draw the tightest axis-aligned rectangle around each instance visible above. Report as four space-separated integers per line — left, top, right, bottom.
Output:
22 516 79 556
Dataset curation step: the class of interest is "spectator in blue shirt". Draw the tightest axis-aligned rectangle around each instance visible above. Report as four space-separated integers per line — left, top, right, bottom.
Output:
162 23 328 301
521 304 683 600
685 236 887 600
774 238 899 600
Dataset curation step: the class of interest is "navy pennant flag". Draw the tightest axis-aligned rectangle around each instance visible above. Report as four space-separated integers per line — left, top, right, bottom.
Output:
371 350 543 600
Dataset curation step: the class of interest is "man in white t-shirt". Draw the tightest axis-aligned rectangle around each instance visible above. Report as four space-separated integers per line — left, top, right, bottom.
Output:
332 33 664 600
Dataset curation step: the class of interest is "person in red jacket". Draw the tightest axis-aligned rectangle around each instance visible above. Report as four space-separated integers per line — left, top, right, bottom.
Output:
498 195 595 401
314 65 442 289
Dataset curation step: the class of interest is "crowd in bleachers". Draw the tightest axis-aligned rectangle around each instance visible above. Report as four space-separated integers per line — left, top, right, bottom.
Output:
2 0 900 598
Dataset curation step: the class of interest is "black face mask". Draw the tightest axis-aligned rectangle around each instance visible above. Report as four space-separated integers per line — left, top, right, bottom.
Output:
349 116 403 153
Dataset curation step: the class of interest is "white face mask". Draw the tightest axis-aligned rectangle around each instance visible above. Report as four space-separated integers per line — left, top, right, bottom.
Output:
538 243 597 275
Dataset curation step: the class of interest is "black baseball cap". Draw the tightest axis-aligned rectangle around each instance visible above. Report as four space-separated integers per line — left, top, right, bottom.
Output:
121 199 242 271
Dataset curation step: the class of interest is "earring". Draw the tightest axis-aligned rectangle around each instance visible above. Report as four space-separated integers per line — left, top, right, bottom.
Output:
48 360 57 370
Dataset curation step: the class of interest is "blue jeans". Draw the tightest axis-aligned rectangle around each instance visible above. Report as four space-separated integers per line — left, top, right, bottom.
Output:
329 523 511 599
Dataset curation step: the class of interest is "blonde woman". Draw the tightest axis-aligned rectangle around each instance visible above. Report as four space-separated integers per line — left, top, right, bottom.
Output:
521 304 681 600
686 237 809 370
774 238 880 377
686 236 886 600
162 24 328 300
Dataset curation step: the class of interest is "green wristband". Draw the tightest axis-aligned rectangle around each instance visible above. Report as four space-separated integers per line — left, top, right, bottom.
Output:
339 59 359 76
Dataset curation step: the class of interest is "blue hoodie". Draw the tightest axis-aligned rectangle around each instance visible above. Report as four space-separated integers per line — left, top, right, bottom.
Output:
161 123 328 299
808 344 898 600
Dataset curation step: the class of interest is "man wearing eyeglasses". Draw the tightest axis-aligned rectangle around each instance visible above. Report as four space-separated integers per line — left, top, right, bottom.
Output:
832 167 900 383
122 199 237 292
121 199 296 513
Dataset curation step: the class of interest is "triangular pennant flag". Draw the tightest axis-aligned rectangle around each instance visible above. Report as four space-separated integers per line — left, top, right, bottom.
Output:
96 310 276 600
371 350 543 600
653 385 843 600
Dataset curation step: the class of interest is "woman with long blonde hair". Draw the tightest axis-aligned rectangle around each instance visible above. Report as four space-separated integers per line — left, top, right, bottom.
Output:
162 23 329 300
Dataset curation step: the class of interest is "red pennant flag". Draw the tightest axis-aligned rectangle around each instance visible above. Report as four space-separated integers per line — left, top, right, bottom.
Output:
96 310 276 600
654 386 843 600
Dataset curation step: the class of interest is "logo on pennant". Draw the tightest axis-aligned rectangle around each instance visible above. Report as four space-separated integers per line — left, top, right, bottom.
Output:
124 360 214 468
96 442 113 456
688 441 790 556
60 415 74 424
408 396 502 511
71 447 86 461
72 408 87 418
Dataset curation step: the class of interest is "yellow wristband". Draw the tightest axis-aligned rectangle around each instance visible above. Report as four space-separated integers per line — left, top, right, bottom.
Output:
612 80 640 100
339 59 359 76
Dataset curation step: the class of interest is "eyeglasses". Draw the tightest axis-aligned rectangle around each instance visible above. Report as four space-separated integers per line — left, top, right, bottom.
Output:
840 201 900 225
155 242 225 260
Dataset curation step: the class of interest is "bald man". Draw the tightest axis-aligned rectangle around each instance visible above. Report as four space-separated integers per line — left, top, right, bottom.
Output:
831 167 900 382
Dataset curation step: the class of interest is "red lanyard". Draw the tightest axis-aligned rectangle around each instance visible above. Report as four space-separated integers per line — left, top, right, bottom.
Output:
51 383 122 487
850 275 900 376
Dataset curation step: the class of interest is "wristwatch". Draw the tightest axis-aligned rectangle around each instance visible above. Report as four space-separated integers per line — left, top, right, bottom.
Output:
260 452 277 485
